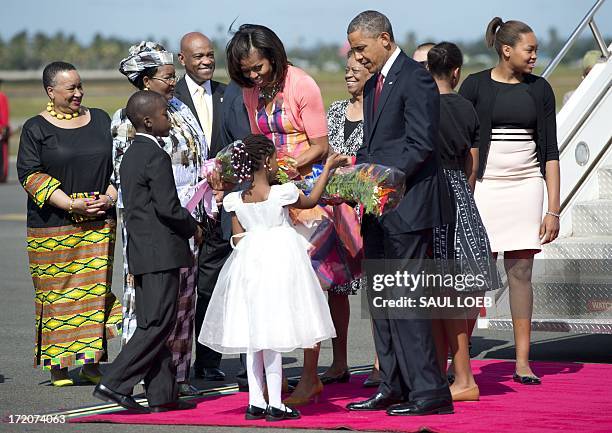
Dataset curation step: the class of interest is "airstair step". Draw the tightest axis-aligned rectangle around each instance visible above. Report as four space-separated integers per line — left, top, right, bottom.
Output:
541 235 612 259
598 166 612 199
572 200 612 236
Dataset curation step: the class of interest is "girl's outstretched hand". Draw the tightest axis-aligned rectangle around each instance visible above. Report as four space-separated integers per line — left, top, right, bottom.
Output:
292 152 348 210
324 152 348 171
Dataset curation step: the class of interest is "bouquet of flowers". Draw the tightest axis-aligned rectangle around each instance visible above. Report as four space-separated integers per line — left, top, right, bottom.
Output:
276 153 299 183
292 164 406 216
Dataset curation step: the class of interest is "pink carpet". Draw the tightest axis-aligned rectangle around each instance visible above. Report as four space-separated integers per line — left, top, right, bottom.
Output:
72 360 612 432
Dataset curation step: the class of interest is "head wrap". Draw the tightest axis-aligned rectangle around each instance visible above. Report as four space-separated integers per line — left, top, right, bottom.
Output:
119 41 174 85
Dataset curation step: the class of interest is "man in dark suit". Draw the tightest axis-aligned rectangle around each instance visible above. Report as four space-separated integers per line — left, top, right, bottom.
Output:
94 91 202 413
346 11 453 416
218 80 251 242
219 80 250 149
175 32 230 382
218 79 252 390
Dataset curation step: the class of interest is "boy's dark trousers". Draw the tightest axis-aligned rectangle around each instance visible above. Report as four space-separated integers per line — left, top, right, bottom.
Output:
101 269 180 406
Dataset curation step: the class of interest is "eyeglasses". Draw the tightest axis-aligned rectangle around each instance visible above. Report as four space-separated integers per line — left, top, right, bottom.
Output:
151 76 178 85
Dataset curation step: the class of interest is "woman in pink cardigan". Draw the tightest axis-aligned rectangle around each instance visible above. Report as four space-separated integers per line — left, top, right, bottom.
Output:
226 24 344 407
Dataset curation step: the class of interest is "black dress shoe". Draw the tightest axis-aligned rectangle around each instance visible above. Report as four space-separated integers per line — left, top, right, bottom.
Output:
194 367 226 381
265 405 301 421
320 369 351 385
513 373 541 385
245 404 267 420
149 399 197 413
346 392 403 411
93 384 150 413
178 383 202 396
204 367 226 381
386 398 454 416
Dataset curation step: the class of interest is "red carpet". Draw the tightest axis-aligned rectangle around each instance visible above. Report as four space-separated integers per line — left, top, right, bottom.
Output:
72 360 612 432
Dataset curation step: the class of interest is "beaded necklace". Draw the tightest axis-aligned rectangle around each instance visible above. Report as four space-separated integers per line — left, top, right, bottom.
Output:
46 101 80 120
259 81 283 101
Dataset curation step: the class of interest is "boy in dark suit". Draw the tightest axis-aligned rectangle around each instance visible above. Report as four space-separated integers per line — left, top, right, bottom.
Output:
94 91 203 413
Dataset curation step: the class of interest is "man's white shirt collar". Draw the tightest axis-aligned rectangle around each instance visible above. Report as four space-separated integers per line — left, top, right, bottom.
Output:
185 73 212 97
380 46 401 79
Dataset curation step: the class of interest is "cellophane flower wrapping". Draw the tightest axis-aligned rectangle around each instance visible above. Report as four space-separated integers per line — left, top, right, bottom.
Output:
211 143 240 183
202 142 299 186
291 164 406 216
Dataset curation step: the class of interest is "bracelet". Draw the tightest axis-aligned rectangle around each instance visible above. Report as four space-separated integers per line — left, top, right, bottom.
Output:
68 198 74 213
546 211 560 218
106 194 117 207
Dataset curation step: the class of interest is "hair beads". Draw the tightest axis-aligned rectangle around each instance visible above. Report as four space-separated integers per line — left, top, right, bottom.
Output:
230 135 276 182
231 140 252 181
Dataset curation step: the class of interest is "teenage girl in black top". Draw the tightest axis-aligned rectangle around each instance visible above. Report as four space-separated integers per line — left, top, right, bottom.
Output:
460 18 560 385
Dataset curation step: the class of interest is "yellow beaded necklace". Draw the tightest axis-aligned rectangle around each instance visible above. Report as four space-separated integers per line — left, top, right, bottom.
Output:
46 101 79 120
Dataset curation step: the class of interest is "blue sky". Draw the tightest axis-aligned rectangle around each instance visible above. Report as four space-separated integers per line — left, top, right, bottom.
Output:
3 0 611 49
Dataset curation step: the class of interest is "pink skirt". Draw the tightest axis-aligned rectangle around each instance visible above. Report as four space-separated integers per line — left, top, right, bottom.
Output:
474 129 544 253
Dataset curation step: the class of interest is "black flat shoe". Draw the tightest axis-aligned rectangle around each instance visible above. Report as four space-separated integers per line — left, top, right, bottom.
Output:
320 369 351 385
386 398 454 416
150 399 197 413
93 384 150 413
346 392 402 411
178 383 202 396
513 373 541 385
363 369 381 388
286 377 300 387
265 405 301 421
362 376 381 388
245 404 267 420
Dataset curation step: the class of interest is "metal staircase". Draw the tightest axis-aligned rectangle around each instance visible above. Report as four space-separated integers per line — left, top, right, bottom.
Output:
484 0 612 334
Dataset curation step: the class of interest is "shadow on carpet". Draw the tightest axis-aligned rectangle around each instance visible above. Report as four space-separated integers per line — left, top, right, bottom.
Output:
70 360 612 433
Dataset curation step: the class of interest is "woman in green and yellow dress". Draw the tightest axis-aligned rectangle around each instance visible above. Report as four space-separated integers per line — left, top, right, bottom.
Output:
17 61 122 387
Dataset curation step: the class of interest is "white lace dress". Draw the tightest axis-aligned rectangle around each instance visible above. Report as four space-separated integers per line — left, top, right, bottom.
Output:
198 183 336 353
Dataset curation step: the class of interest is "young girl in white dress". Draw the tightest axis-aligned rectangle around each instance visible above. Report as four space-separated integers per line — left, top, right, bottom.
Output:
198 134 343 421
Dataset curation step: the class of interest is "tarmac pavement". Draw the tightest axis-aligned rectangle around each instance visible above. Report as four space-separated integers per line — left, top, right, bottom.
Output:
1 157 610 433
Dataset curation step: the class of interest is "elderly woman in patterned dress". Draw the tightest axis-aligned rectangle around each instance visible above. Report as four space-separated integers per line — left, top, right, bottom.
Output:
321 50 381 387
111 42 207 396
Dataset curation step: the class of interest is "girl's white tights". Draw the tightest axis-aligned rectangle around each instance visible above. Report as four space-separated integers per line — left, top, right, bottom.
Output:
246 350 284 410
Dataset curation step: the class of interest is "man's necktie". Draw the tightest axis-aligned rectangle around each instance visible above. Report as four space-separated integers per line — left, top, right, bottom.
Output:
194 86 212 148
373 72 384 114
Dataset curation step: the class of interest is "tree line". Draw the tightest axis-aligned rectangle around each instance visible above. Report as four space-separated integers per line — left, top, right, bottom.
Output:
0 30 606 71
